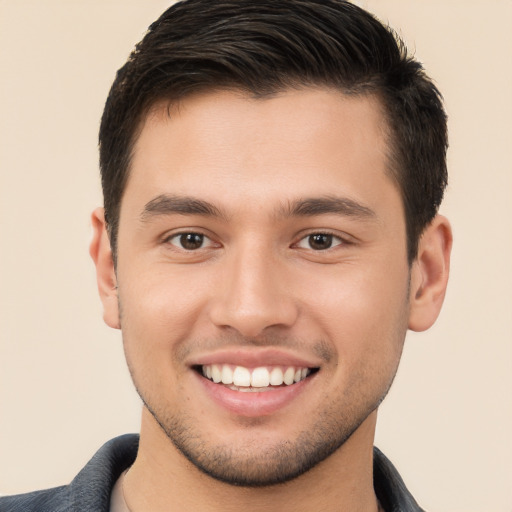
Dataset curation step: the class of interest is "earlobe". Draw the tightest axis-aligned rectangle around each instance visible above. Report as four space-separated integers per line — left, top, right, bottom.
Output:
408 215 452 332
89 207 121 329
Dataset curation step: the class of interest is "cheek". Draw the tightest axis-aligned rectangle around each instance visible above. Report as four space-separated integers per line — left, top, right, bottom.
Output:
118 280 197 404
297 261 409 366
116 268 214 391
314 275 408 411
118 264 212 336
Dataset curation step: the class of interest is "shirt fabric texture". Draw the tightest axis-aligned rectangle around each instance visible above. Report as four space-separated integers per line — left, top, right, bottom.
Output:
0 434 425 512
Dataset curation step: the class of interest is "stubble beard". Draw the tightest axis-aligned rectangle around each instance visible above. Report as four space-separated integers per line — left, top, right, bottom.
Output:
118 280 410 488
128 364 399 488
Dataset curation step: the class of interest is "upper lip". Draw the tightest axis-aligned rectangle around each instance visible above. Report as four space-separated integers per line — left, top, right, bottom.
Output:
189 348 322 369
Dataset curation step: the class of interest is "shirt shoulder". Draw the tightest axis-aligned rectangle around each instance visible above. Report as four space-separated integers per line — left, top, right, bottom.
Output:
0 434 139 512
373 446 425 512
0 485 69 512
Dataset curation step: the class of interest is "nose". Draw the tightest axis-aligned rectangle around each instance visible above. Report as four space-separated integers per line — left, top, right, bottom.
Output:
209 243 299 338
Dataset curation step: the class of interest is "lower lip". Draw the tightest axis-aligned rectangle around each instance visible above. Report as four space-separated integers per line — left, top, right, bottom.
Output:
195 371 314 417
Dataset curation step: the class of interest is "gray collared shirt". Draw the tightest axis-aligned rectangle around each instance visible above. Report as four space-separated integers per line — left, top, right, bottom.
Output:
0 434 425 512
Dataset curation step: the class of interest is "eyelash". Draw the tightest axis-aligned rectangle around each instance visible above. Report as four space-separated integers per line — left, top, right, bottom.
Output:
164 231 217 251
294 231 346 251
163 230 350 252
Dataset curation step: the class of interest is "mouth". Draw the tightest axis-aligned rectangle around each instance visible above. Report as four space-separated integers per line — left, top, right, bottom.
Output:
194 364 319 392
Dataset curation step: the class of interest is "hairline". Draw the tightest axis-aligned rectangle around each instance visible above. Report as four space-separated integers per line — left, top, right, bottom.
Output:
107 82 413 265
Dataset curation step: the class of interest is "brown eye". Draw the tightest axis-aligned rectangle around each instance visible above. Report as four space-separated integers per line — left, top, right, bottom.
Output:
308 234 333 250
296 233 343 251
168 232 211 250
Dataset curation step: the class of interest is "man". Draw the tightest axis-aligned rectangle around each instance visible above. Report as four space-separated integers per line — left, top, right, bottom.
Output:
0 0 452 510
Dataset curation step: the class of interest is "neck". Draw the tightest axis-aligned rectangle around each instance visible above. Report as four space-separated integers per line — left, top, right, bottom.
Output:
123 409 380 512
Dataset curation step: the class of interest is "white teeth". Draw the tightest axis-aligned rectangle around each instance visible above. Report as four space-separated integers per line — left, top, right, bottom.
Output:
201 364 312 389
283 367 295 385
221 365 233 385
251 367 270 387
211 364 222 383
233 366 251 387
269 367 284 386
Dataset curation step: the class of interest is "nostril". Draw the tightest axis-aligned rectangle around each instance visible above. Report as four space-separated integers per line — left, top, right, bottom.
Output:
208 270 299 337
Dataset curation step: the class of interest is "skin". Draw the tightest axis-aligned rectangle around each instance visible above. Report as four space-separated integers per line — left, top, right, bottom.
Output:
91 87 452 511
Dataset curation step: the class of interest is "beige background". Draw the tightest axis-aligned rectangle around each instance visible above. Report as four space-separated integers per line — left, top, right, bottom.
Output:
1 1 511 510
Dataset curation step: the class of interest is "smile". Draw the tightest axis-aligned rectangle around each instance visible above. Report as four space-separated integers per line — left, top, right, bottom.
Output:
200 364 315 391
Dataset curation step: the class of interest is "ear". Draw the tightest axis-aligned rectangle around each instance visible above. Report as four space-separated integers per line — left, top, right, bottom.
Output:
89 207 120 329
408 215 452 332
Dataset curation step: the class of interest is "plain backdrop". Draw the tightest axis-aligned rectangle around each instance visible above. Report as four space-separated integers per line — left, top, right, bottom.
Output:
1 1 511 510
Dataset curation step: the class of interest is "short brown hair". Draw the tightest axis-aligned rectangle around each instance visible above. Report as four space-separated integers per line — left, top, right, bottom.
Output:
99 0 447 263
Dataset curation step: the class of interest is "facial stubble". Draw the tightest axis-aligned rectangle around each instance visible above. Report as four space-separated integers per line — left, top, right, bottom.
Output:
121 335 406 488
115 254 411 486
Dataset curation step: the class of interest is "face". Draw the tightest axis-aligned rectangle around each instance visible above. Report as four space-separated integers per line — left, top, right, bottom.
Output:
113 88 413 485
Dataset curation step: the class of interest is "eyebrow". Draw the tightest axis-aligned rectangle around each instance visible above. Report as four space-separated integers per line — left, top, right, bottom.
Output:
140 193 376 223
280 196 377 220
141 194 226 221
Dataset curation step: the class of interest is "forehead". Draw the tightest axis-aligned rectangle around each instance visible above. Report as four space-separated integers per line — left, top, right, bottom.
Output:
142 87 389 153
124 87 397 218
